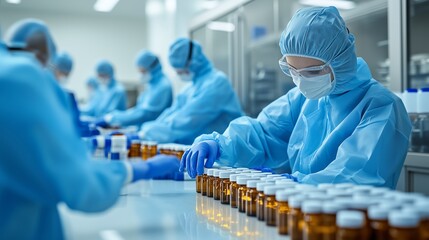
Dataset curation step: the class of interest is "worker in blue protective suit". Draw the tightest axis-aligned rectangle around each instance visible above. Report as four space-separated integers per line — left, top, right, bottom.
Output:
138 38 243 144
180 7 412 189
52 52 73 85
0 40 180 239
81 60 127 118
97 50 172 128
5 19 99 137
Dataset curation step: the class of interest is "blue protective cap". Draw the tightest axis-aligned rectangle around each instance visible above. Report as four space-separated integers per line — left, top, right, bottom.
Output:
5 18 57 65
407 88 418 93
135 50 160 72
421 88 429 92
96 60 114 78
53 52 73 74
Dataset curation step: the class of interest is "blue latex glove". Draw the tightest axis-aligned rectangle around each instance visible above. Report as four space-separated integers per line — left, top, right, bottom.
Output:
282 173 298 182
179 140 219 178
131 154 180 181
94 118 110 128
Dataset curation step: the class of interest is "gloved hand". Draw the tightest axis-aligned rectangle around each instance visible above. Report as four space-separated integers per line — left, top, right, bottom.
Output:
131 154 180 181
94 118 110 128
179 140 219 178
282 173 298 182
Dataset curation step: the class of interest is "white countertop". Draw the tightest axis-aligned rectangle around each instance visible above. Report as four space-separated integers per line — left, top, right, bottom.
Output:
60 180 289 240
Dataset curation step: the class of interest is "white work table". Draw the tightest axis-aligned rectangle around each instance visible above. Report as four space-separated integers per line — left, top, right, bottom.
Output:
60 180 290 240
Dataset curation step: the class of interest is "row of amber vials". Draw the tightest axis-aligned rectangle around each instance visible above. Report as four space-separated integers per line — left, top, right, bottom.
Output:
274 183 429 240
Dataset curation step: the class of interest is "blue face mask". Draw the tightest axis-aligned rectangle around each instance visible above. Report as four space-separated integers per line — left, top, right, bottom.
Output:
140 73 152 85
178 72 194 82
292 72 333 99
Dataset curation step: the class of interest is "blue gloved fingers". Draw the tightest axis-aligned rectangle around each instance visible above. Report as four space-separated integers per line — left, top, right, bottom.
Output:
204 147 216 169
179 148 191 172
188 151 199 178
196 150 206 176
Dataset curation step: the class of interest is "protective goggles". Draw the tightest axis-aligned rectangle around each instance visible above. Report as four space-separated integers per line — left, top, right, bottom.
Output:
278 56 332 78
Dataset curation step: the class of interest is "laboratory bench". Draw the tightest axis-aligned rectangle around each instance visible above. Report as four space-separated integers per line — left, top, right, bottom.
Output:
60 180 289 240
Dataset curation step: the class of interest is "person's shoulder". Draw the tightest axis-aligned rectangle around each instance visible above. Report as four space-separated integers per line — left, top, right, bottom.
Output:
365 79 401 105
0 53 47 87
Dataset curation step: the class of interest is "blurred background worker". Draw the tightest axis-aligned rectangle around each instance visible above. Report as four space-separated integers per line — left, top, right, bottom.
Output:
81 60 127 118
138 38 243 144
52 52 73 86
180 7 412 189
0 19 180 240
97 50 172 128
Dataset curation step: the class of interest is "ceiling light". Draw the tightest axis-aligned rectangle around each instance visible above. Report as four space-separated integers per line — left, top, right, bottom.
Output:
6 0 21 4
146 0 163 16
207 21 235 32
299 0 356 10
94 0 120 12
165 0 176 13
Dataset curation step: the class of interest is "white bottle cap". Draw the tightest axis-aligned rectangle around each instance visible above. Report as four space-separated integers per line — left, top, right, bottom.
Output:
276 189 300 202
348 198 373 210
327 188 353 198
323 202 347 214
288 195 307 208
317 183 335 190
377 202 402 210
219 171 232 179
275 179 294 184
204 168 209 174
369 187 390 197
247 180 261 188
368 206 389 220
266 174 282 178
307 193 334 201
333 197 354 209
256 182 275 191
207 169 215 176
264 186 285 195
388 211 420 228
295 184 317 191
229 174 243 182
402 206 429 219
213 170 221 177
236 176 252 185
334 183 355 189
276 182 298 189
302 200 323 214
347 185 374 194
337 210 364 228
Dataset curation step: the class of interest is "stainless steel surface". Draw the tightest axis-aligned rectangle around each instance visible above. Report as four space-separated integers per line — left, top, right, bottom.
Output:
60 180 289 240
400 152 429 195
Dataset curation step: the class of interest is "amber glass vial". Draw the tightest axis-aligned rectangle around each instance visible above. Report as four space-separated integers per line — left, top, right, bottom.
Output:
288 195 306 240
264 186 284 226
368 206 389 240
302 200 323 240
245 180 260 217
201 168 209 196
206 169 215 198
336 210 365 240
229 174 242 208
236 177 251 213
321 202 347 240
256 182 275 221
212 170 221 200
388 211 420 240
219 171 232 204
